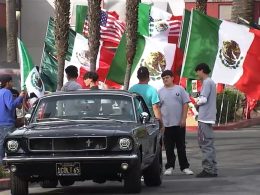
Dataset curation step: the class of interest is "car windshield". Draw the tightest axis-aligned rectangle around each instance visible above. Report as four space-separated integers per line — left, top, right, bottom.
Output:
31 94 136 123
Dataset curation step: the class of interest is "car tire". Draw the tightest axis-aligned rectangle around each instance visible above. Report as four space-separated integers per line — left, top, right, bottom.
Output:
59 178 75 186
10 172 28 195
143 146 162 187
40 179 58 188
124 154 141 193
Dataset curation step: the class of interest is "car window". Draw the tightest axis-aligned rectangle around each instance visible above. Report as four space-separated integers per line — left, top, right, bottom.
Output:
32 94 136 123
134 96 151 118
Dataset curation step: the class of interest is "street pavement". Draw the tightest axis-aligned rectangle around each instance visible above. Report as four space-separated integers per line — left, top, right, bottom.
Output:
1 125 260 195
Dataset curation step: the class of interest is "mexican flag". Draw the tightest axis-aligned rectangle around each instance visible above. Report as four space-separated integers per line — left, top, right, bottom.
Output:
182 10 260 99
18 39 45 98
41 17 117 91
69 33 117 88
138 3 182 44
107 35 176 89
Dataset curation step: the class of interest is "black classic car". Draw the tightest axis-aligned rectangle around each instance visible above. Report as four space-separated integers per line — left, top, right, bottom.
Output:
3 90 162 195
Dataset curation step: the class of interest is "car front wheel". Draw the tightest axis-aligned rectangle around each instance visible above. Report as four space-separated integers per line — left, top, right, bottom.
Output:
10 173 28 195
124 156 141 193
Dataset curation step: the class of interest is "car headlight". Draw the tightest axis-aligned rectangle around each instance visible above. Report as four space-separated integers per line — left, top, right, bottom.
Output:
7 140 19 152
119 138 132 150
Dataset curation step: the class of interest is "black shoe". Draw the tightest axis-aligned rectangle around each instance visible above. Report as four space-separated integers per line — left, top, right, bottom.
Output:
196 170 218 178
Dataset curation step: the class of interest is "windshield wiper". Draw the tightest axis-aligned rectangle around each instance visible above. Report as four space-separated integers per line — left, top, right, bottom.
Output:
36 117 71 122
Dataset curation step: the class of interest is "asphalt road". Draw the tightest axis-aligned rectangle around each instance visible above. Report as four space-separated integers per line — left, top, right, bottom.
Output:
2 126 260 195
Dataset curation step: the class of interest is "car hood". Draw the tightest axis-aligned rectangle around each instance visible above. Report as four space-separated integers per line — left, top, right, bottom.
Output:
9 122 137 138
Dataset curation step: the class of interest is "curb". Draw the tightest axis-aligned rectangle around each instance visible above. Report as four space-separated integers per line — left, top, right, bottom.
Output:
187 116 260 132
0 178 10 191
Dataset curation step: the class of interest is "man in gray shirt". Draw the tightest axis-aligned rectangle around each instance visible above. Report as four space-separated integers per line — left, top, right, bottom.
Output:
158 70 193 176
61 65 82 116
194 63 217 178
61 65 82 91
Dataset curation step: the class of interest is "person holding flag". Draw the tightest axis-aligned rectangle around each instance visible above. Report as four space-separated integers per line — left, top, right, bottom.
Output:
194 63 218 178
0 75 25 164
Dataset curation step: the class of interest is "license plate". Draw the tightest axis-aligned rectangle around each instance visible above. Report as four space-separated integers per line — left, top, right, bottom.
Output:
56 162 81 176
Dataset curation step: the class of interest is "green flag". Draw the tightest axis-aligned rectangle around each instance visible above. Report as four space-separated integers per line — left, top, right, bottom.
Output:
40 49 58 92
181 10 221 79
41 17 76 91
44 17 76 61
18 39 45 97
137 3 151 36
75 5 88 33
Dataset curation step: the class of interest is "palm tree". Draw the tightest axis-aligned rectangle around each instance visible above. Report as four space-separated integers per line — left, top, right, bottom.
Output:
88 0 101 72
54 0 70 90
124 0 139 90
231 0 254 23
6 0 17 63
195 0 207 14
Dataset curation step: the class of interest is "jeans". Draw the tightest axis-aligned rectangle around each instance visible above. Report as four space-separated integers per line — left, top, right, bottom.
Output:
163 126 190 171
198 122 217 174
0 125 14 164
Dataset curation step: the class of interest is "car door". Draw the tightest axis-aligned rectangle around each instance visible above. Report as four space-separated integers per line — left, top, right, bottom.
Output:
134 96 159 166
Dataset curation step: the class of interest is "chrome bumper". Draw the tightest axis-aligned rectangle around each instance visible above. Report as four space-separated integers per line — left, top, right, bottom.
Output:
3 154 138 163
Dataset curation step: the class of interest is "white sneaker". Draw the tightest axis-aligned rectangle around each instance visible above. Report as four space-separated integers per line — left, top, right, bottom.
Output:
164 168 174 176
182 168 194 175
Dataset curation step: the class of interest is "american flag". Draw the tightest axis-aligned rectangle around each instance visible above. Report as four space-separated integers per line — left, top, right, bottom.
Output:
83 10 126 45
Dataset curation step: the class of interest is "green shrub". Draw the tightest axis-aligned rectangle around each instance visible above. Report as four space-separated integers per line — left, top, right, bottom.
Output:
0 165 9 178
216 88 243 124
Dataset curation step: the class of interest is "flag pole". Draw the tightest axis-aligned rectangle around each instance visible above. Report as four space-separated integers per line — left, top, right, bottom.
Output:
218 92 225 126
180 9 193 79
225 100 229 125
233 90 239 122
245 97 249 119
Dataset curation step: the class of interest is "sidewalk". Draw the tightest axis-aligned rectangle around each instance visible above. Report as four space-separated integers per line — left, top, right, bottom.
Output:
187 116 260 132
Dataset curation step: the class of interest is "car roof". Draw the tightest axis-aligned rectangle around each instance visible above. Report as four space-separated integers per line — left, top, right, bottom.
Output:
43 89 139 98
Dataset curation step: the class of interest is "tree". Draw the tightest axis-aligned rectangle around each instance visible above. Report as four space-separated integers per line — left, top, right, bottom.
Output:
195 0 207 14
54 0 70 90
231 0 254 23
124 0 139 90
6 0 17 63
88 0 101 72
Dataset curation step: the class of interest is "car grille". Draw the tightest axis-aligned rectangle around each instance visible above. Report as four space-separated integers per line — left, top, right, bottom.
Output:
28 137 107 151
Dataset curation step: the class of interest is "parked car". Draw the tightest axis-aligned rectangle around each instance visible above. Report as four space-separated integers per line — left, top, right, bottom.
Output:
3 90 162 195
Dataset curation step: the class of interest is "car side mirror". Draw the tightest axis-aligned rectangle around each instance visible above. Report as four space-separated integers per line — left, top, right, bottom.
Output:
139 112 150 124
24 114 31 126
